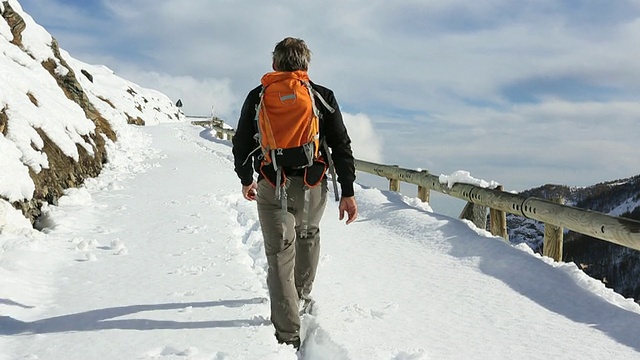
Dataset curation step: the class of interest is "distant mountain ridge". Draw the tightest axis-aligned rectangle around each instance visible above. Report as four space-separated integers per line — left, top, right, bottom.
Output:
507 174 640 302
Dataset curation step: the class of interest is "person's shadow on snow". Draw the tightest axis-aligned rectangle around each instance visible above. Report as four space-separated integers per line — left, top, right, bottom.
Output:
0 298 270 335
0 298 35 309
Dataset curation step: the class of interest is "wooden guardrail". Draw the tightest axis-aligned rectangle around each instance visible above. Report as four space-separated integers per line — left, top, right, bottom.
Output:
355 159 640 252
196 120 640 260
190 117 235 140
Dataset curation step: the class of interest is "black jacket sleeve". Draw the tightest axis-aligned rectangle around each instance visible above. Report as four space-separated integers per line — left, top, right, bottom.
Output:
232 86 261 186
313 84 356 197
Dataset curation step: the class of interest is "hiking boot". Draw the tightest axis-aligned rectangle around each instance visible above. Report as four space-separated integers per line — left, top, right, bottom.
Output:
299 297 315 315
280 337 301 351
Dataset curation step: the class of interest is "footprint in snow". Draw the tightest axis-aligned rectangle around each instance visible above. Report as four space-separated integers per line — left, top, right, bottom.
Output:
392 349 428 360
144 346 198 357
97 238 125 251
75 238 100 251
76 240 90 251
96 239 127 255
341 303 397 322
76 253 97 262
177 225 202 234
113 247 128 255
110 239 125 250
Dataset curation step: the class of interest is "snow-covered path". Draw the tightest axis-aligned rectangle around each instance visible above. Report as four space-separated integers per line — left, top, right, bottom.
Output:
2 122 640 359
1 123 289 359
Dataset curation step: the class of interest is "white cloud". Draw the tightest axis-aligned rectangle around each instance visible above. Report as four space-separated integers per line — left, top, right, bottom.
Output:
18 0 640 192
342 113 383 163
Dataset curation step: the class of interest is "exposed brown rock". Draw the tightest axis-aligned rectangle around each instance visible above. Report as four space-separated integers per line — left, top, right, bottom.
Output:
97 96 116 109
31 128 104 199
1 1 25 48
12 128 107 223
27 92 38 106
80 69 93 82
0 105 7 135
41 39 117 142
125 112 146 126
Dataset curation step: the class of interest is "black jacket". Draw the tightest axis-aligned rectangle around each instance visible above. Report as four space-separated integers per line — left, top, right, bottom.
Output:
232 82 356 197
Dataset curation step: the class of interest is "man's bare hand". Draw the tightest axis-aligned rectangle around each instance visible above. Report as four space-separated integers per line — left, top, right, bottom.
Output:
339 196 358 225
242 182 258 201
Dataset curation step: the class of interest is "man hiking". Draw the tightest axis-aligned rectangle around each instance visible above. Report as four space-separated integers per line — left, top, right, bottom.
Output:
232 37 358 350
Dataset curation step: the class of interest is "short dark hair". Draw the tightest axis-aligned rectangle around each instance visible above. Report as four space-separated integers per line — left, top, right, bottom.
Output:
272 37 311 71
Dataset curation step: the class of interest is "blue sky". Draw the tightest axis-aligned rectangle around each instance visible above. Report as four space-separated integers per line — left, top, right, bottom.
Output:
17 0 640 197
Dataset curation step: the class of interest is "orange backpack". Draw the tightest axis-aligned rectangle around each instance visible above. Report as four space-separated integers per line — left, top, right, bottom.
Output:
257 70 320 169
254 70 340 204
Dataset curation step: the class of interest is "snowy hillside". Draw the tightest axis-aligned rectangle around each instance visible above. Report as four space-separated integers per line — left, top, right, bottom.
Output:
0 0 182 220
1 122 639 359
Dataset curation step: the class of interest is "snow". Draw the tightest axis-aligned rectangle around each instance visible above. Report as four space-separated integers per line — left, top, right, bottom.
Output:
610 197 640 217
439 170 500 189
2 121 640 359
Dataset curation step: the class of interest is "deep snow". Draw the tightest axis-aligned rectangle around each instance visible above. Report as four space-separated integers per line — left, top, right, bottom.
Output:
2 121 640 360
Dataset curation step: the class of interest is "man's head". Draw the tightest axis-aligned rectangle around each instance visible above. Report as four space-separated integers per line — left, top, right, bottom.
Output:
272 37 311 72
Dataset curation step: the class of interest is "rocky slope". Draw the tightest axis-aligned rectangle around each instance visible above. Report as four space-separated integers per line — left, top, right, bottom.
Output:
0 0 182 226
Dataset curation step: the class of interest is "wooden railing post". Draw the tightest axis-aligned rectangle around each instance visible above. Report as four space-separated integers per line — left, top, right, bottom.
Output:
388 165 400 192
459 202 488 230
389 178 400 192
418 185 430 203
210 117 223 138
543 197 564 261
489 185 508 241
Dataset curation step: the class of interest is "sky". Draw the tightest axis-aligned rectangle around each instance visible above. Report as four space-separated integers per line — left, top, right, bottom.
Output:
16 0 640 194
2 120 640 359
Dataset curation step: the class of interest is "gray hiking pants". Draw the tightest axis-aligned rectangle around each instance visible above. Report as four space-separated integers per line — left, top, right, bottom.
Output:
256 176 327 343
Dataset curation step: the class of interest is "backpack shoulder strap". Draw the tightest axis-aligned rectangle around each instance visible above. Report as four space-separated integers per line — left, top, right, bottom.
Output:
321 138 340 202
311 88 335 114
253 85 272 164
